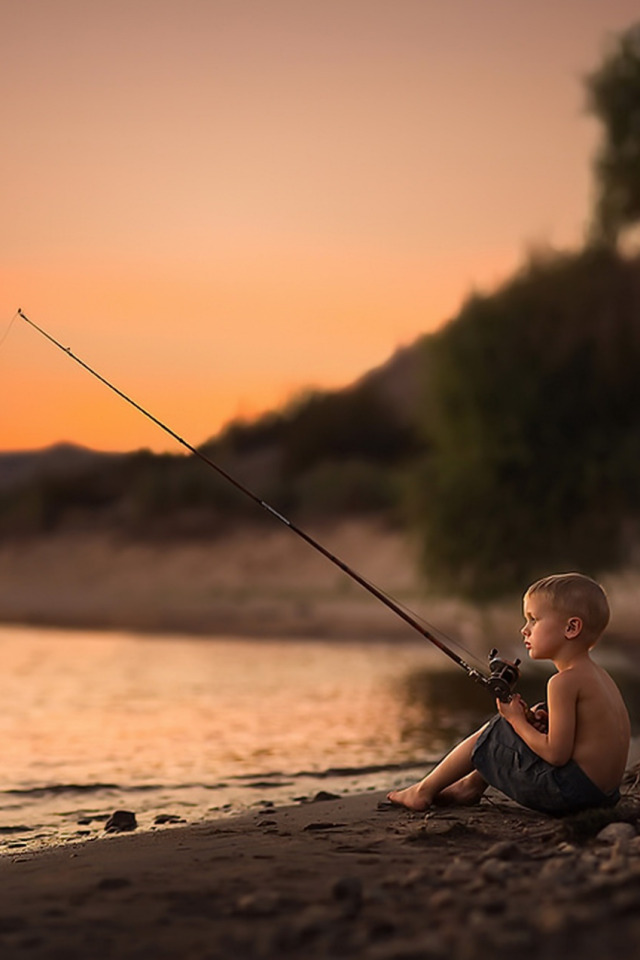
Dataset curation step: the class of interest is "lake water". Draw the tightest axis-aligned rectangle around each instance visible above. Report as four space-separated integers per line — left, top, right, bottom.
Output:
1 625 639 853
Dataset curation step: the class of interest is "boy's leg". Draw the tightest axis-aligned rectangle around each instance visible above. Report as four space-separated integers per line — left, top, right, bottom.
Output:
387 726 488 812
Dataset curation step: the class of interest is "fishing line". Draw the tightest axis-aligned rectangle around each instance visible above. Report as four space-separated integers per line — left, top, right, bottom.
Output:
15 308 517 696
0 310 20 349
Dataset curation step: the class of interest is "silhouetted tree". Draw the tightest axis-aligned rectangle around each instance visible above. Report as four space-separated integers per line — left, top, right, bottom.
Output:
586 22 640 247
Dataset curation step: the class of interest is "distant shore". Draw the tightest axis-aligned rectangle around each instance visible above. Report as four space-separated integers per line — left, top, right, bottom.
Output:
1 520 639 653
0 520 495 645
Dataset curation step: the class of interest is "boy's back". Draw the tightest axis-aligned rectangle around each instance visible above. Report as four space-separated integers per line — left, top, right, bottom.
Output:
568 658 630 793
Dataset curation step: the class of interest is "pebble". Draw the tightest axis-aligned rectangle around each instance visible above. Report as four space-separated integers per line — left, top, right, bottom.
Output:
104 810 137 833
596 822 636 845
423 819 457 837
312 790 341 802
555 841 578 854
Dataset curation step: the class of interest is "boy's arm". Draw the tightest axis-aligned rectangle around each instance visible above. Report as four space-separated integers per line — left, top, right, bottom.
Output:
497 671 578 766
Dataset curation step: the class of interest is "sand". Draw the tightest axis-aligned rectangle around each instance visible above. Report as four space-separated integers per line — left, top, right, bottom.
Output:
0 522 500 646
1 769 640 960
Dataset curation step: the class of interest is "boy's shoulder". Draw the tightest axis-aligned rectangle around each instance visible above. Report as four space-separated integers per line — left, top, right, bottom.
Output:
548 659 600 696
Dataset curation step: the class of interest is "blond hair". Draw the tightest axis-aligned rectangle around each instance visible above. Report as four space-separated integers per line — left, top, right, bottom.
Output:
525 572 610 642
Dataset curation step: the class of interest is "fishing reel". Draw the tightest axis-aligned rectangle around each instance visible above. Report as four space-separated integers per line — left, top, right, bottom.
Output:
485 648 521 702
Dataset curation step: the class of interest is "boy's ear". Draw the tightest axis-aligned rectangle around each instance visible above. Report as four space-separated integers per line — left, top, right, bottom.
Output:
565 617 583 638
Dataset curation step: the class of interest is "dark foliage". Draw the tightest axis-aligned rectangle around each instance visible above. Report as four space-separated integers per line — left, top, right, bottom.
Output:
586 21 640 246
413 248 640 597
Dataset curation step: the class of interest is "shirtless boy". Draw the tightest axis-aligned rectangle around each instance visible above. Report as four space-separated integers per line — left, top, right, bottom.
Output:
388 573 630 815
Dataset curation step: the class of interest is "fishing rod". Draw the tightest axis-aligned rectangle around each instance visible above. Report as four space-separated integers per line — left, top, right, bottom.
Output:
16 308 520 701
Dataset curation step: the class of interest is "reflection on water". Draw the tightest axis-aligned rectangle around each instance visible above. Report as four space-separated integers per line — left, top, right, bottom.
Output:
0 627 445 791
397 657 640 756
0 625 448 848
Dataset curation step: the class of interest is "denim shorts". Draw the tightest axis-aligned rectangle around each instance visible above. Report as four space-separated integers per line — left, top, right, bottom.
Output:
472 716 620 816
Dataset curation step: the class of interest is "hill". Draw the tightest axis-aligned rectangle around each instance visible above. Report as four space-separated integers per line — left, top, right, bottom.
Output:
0 338 428 537
0 443 125 493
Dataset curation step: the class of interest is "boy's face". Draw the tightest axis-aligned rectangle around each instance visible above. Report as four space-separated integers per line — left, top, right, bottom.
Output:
521 593 578 661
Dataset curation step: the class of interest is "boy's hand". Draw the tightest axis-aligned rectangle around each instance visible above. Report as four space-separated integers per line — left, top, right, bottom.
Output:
529 702 549 734
498 695 549 732
497 693 527 722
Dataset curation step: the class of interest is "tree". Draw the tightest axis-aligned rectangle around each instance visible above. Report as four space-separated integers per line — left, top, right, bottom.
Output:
586 23 640 247
414 248 640 598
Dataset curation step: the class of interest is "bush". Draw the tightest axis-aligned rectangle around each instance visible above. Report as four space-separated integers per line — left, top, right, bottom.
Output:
413 247 640 597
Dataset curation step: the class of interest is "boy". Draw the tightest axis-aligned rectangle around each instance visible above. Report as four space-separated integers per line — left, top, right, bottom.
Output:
388 573 630 815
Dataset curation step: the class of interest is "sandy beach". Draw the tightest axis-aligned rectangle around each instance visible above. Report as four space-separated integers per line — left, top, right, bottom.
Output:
1 769 640 960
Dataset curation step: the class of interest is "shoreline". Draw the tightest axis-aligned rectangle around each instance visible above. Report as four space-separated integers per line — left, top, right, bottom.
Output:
2 777 640 959
0 523 502 646
2 525 640 650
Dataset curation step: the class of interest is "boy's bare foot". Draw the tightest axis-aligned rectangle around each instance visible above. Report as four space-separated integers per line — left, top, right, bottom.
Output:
433 772 486 807
386 783 433 811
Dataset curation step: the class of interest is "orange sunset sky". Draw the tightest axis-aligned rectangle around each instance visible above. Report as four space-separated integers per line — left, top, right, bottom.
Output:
1 0 638 453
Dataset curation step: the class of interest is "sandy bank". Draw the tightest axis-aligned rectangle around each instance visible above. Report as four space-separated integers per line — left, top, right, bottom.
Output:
1 521 639 654
0 522 498 646
1 771 640 960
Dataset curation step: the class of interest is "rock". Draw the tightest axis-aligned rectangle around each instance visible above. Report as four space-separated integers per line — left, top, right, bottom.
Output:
425 820 457 836
596 822 636 845
154 814 186 825
312 790 341 802
555 841 578 854
104 810 137 833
